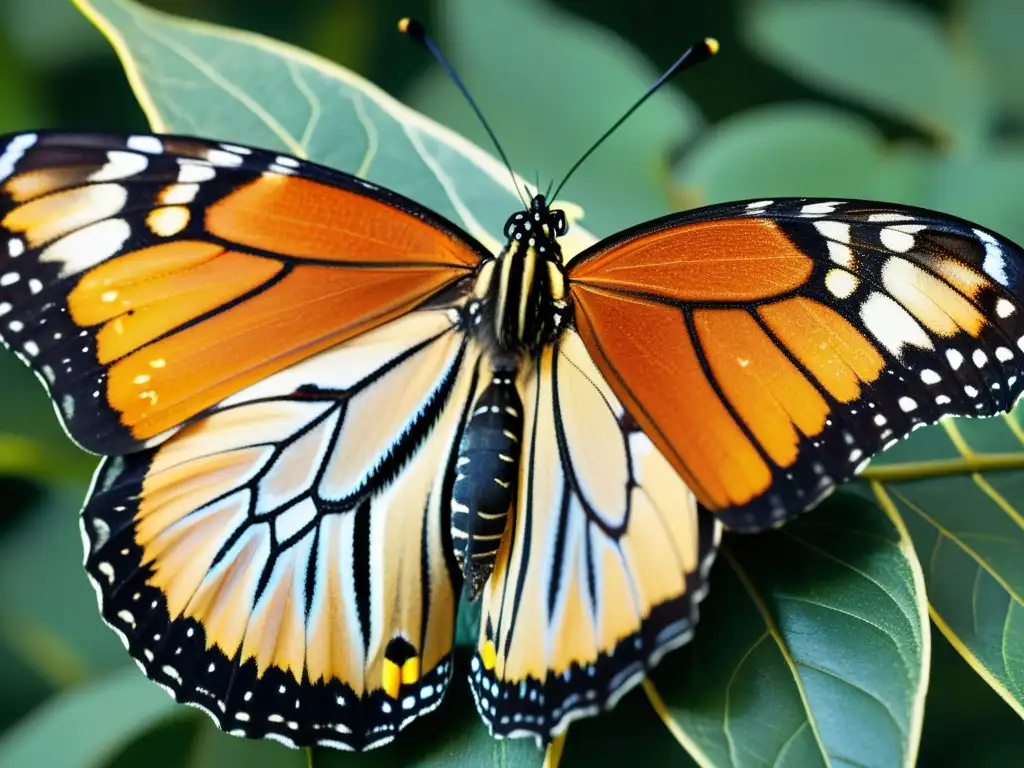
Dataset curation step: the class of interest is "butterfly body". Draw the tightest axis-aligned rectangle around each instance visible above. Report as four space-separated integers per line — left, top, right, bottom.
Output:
450 373 523 599
3 130 1024 751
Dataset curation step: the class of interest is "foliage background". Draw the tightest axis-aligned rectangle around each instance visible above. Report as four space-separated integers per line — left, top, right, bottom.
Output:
0 0 1021 765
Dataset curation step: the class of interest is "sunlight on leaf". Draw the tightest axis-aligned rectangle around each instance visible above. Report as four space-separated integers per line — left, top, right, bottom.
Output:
71 0 596 258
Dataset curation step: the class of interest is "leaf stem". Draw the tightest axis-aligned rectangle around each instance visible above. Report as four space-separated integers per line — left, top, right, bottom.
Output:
860 453 1024 482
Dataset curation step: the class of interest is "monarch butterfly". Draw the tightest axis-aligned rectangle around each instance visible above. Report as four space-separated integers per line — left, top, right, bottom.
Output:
2 18 1024 752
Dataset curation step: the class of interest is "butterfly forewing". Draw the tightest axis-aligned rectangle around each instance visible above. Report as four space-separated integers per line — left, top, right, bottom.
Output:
0 132 485 455
81 306 478 749
569 198 1024 531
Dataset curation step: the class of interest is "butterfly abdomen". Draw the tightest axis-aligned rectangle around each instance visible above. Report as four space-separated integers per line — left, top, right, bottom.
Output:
450 374 523 600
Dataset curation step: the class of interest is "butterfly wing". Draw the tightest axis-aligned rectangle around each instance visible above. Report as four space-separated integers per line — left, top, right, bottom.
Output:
470 328 720 743
568 198 1024 531
0 132 485 454
82 304 481 749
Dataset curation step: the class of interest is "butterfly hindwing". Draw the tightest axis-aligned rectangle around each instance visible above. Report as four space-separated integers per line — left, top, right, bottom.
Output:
470 329 720 743
0 131 485 455
81 306 480 749
569 198 1024 531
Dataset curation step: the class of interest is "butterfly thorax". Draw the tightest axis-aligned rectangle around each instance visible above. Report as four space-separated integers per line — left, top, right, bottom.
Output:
469 195 569 358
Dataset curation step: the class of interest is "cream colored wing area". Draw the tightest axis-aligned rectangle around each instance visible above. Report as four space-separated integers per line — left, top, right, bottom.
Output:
79 306 482 751
470 329 720 744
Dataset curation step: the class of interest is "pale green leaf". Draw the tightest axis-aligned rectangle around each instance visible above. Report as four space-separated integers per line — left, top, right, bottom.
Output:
745 0 991 145
71 0 597 258
675 102 889 205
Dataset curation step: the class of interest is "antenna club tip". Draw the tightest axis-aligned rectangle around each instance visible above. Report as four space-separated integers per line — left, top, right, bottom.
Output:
704 37 720 55
397 17 426 41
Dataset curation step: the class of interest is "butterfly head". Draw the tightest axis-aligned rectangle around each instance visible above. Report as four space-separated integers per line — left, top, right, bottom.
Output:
503 194 568 248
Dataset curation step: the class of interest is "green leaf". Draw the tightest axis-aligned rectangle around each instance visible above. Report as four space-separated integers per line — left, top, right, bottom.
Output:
0 667 182 768
70 0 598 258
964 0 1024 117
187 721 305 768
918 149 1024 246
406 0 702 236
864 415 1024 718
744 0 991 145
674 103 889 205
103 717 201 768
0 486 125 685
638 492 928 767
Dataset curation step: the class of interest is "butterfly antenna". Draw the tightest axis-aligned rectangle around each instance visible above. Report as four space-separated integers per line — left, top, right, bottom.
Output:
399 18 528 208
550 37 719 202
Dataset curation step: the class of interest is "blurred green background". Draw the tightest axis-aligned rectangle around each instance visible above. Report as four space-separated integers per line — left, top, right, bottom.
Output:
0 0 1022 765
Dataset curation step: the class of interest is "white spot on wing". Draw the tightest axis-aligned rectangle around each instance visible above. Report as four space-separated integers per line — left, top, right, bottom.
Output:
947 349 964 369
996 298 1016 318
826 241 854 267
975 228 1009 286
127 136 163 154
89 151 148 182
40 219 131 276
802 201 840 215
205 149 245 167
860 292 933 357
814 220 850 243
177 162 216 183
868 213 914 223
825 268 858 299
0 133 38 181
8 238 24 257
898 396 917 412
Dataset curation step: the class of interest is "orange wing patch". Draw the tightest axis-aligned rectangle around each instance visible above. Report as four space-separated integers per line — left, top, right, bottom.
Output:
0 132 486 454
572 284 771 510
570 218 812 301
206 175 481 267
759 297 884 402
693 308 829 468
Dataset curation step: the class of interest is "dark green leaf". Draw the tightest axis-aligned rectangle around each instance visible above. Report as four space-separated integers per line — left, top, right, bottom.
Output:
188 721 305 768
642 492 928 767
864 414 1024 718
0 667 181 768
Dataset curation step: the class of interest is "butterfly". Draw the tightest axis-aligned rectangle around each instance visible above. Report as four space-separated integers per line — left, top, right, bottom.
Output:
3 33 1024 756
